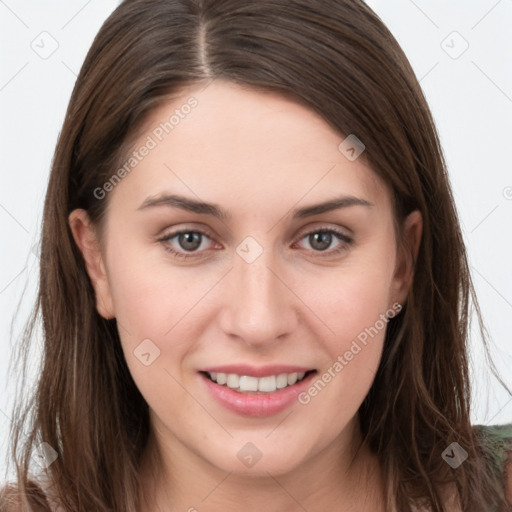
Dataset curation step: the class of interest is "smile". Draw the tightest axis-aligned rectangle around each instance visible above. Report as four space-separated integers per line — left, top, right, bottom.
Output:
204 371 312 393
199 367 318 417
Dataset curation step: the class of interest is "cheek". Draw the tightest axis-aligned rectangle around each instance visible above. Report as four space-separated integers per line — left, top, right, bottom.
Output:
106 254 200 415
298 257 395 350
316 273 389 389
104 243 226 403
329 279 391 355
292 247 396 411
105 236 199 335
295 272 392 431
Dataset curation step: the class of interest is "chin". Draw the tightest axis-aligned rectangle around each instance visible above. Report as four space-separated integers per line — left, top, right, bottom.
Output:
204 438 311 477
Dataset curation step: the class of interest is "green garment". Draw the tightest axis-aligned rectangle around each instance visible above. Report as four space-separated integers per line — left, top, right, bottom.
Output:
474 423 512 510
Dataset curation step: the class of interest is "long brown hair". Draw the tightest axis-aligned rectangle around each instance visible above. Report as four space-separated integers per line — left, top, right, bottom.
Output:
1 1 509 510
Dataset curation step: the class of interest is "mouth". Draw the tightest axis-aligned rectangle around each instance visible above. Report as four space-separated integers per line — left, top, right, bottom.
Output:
198 364 318 416
200 370 316 394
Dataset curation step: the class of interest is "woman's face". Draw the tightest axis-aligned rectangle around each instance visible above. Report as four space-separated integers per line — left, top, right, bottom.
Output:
70 80 421 478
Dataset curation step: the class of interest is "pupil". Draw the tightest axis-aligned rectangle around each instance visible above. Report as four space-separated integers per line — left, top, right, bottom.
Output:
179 232 201 251
310 232 331 251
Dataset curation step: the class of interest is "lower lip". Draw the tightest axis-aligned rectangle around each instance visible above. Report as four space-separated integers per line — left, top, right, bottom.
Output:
200 371 316 417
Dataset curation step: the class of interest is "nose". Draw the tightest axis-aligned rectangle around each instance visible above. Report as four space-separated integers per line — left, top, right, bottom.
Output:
218 247 298 348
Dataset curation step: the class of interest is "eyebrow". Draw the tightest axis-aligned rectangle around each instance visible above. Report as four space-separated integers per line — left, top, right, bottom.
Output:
137 193 373 220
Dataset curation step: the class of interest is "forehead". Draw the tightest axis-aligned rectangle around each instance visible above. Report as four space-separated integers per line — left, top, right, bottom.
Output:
109 80 389 215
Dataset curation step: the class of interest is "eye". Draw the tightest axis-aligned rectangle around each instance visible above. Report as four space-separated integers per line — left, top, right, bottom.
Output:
295 228 353 256
157 229 217 259
157 226 353 260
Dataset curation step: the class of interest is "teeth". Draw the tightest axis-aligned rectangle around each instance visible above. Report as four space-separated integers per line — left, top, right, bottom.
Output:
257 376 276 392
276 373 289 389
207 371 309 393
287 372 298 386
239 375 259 391
226 374 239 389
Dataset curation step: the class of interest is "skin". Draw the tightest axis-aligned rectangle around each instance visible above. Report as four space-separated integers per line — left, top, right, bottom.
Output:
69 79 422 512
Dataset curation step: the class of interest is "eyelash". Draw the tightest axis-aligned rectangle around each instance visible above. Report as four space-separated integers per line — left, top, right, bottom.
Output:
157 227 353 260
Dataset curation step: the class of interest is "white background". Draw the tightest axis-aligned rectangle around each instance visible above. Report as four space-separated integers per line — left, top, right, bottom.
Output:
1 0 511 481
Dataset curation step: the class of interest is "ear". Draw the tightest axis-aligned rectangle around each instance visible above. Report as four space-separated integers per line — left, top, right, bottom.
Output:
390 209 423 306
68 209 115 319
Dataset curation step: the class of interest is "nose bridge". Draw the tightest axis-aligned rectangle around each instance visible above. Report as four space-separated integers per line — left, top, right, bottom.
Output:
221 243 296 345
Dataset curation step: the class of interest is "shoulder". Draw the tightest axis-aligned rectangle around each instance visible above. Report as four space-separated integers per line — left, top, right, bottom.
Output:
474 423 512 467
0 478 53 512
0 482 24 512
0 483 20 511
506 452 512 506
473 423 512 505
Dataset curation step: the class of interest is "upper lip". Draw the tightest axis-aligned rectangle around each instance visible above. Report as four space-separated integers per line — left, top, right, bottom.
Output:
199 364 315 378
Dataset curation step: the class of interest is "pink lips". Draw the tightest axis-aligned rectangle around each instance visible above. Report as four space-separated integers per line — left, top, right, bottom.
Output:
199 365 316 417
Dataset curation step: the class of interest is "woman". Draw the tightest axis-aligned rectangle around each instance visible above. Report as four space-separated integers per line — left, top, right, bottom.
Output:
1 0 511 511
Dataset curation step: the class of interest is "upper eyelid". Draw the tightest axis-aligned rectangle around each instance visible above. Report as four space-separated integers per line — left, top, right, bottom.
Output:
295 224 351 238
159 224 351 240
